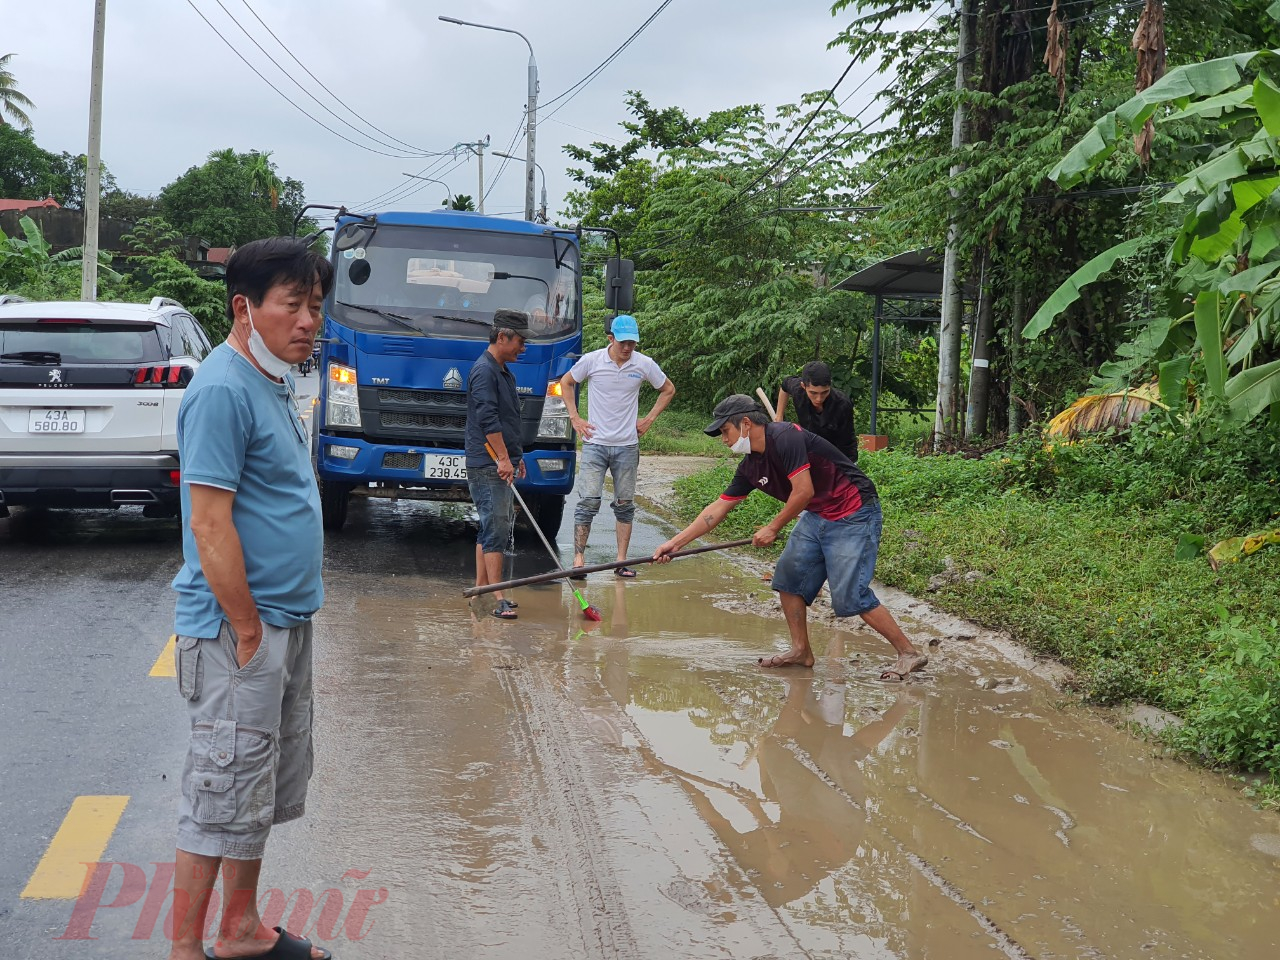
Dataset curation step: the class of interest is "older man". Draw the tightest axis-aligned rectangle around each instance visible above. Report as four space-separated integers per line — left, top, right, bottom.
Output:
169 238 333 960
559 314 675 577
654 395 927 680
466 309 529 619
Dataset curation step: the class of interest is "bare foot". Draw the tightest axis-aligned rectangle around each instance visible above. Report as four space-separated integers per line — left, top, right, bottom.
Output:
879 652 928 682
758 649 815 668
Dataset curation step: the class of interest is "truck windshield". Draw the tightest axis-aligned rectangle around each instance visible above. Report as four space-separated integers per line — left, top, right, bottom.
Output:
330 224 579 341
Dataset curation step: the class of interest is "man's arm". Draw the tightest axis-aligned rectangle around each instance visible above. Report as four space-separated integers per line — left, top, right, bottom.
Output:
752 468 813 547
187 484 262 667
653 495 738 560
558 370 596 440
637 378 676 437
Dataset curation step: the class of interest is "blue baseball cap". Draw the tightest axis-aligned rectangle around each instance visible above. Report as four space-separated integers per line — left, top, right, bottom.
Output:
609 314 640 343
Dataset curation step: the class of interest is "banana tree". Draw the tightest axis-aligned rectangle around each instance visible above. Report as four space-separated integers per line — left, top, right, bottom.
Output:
0 215 120 293
1024 20 1280 424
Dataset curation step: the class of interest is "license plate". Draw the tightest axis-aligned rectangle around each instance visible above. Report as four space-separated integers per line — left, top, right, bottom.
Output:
28 408 86 434
423 454 467 480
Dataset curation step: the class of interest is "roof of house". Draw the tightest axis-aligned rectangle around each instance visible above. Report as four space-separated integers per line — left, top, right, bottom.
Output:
0 197 62 213
206 246 234 264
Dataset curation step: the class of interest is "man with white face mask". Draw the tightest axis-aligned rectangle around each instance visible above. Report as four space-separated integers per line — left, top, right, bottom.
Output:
169 238 335 960
654 395 927 680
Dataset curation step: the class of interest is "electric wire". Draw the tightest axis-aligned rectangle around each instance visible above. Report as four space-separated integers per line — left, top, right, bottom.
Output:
483 115 528 204
234 0 437 154
208 0 446 157
539 0 677 118
186 0 447 160
353 153 458 209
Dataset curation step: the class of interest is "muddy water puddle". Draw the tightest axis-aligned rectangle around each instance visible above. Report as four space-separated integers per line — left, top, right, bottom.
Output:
299 517 1279 960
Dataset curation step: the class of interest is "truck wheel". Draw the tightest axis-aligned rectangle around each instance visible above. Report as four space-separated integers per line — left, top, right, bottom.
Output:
320 480 350 531
529 493 566 542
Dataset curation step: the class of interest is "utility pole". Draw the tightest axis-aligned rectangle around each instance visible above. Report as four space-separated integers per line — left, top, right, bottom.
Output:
525 56 539 222
81 0 107 302
457 136 489 213
964 253 994 437
933 0 976 446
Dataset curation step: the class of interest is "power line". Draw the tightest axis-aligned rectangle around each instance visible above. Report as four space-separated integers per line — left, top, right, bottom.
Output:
207 0 443 157
483 115 527 204
234 0 435 155
186 0 447 160
540 0 677 120
354 153 458 209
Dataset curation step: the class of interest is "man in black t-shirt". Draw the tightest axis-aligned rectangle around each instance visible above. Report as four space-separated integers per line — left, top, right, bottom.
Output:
654 395 927 679
774 360 856 459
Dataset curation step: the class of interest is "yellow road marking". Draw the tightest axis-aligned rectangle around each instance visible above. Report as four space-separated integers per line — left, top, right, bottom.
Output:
149 635 176 678
21 796 130 899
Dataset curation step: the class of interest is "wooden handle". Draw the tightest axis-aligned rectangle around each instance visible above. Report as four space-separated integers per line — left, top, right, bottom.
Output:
756 387 779 420
463 538 754 598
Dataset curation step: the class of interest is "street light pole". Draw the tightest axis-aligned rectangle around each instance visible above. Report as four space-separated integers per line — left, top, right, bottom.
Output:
439 16 538 221
494 152 546 222
81 0 107 301
401 173 452 208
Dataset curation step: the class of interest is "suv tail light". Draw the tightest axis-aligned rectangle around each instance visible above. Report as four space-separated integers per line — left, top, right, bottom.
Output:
134 365 191 387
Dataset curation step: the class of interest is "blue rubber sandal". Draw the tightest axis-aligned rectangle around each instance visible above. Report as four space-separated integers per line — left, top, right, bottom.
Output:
492 599 519 620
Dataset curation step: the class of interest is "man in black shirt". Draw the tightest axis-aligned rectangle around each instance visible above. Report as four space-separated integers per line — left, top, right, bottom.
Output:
774 360 856 459
466 309 528 619
654 395 927 679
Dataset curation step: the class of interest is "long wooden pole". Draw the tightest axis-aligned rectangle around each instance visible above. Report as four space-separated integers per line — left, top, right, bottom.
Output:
463 538 753 598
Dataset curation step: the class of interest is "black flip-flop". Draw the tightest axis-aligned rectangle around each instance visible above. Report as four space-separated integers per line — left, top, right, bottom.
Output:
205 927 332 959
492 599 518 620
615 566 639 579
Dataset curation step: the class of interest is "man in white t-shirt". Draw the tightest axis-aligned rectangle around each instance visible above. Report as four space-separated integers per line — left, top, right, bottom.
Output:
559 315 676 576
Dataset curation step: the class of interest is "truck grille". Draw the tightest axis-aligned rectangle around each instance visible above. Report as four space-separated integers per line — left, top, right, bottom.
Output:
378 388 467 407
380 411 467 431
382 452 424 471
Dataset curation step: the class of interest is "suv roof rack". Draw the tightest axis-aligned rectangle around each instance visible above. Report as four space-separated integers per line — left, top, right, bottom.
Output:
0 294 31 305
149 296 185 311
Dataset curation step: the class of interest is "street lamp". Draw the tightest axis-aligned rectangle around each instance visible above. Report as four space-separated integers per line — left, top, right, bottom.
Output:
439 15 538 222
402 172 452 209
494 151 546 222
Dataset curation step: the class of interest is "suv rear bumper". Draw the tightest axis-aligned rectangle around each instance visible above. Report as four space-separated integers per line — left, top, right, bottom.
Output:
0 453 181 510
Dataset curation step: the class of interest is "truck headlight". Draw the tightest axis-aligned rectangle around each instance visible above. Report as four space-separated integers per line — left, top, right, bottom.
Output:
325 362 362 429
538 379 572 439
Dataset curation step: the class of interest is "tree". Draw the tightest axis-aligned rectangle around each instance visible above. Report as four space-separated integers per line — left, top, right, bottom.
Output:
122 216 183 256
0 215 120 300
449 194 476 211
0 124 59 198
0 53 34 130
132 253 229 341
101 189 160 222
160 148 315 246
48 152 119 210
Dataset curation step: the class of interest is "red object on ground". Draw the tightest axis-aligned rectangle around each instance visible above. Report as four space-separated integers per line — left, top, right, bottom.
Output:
859 434 889 452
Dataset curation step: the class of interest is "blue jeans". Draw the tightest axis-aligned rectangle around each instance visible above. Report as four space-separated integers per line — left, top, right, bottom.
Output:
467 466 515 554
574 443 640 525
770 501 883 616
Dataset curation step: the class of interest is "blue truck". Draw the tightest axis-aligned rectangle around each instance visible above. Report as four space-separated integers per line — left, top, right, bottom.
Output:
302 207 632 538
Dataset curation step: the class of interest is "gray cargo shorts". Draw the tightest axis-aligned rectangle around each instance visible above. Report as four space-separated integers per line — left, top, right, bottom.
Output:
174 619 315 860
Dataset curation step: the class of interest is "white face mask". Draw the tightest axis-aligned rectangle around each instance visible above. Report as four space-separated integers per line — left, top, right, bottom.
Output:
730 420 753 455
244 301 294 379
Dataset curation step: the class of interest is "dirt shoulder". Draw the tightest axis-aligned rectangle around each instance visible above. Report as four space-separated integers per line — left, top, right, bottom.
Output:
636 454 1176 729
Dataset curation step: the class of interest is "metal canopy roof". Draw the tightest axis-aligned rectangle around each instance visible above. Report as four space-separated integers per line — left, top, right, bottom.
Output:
835 248 975 298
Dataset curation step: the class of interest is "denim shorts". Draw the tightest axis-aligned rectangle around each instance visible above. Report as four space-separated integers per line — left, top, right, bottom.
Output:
574 443 640 524
770 500 883 616
175 620 314 860
468 465 515 554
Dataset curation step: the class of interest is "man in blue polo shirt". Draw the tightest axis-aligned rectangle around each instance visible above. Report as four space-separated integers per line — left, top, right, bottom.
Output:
169 238 333 960
654 394 927 681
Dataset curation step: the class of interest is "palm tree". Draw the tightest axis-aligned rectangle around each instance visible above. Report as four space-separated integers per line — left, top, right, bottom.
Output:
0 53 35 129
245 151 283 210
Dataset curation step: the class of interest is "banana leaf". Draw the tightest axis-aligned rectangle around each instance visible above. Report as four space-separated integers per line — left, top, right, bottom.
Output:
1208 528 1280 570
1195 291 1228 400
1225 357 1280 422
1023 237 1144 339
1045 381 1165 438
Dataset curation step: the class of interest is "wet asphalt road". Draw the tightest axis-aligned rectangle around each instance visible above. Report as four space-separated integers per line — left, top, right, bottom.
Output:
4 370 1280 959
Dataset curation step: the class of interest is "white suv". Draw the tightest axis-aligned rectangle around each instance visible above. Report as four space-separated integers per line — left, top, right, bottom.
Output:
0 295 214 518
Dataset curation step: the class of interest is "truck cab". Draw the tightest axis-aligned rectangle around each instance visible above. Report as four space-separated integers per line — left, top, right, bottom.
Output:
312 210 587 537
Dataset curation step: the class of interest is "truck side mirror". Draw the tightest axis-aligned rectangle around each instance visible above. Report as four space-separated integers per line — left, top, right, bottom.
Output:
604 258 635 312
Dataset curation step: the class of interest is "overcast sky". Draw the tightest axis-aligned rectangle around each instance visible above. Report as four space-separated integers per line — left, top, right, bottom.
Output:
6 0 891 222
